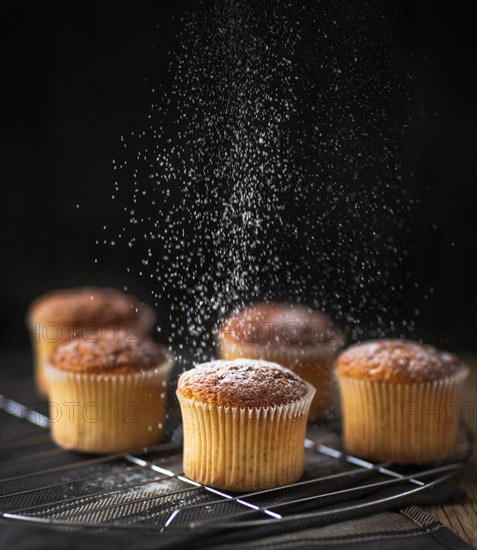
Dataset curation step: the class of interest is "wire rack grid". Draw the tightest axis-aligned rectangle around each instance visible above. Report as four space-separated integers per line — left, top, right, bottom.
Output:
0 393 472 535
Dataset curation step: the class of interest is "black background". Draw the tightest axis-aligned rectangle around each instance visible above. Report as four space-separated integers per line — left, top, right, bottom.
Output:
1 0 476 351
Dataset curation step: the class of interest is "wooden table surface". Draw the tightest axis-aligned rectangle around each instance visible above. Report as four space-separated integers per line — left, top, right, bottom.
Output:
423 354 477 546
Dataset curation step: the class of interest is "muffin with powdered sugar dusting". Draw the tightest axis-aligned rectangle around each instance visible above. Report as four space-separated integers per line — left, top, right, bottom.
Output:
218 302 344 420
46 328 173 454
336 339 467 463
177 358 315 491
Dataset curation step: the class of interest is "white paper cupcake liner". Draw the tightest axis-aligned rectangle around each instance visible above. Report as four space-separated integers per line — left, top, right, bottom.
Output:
177 382 315 492
45 353 173 454
337 366 469 463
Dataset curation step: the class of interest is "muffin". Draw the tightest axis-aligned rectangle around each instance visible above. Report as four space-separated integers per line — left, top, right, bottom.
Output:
27 287 156 397
218 303 344 421
177 359 315 492
336 340 468 464
46 328 173 454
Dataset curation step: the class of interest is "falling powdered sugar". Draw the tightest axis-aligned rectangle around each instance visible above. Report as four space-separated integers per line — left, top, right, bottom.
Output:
100 1 424 360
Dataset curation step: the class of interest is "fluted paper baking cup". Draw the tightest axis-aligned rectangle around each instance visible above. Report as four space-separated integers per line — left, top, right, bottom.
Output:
177 383 315 492
337 367 468 464
219 338 343 421
45 355 174 454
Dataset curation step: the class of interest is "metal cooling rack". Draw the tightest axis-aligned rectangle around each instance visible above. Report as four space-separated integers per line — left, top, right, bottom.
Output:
0 393 472 534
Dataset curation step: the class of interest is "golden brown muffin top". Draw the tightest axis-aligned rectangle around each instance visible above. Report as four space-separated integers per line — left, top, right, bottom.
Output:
336 340 461 383
28 286 147 326
219 302 340 347
49 329 169 374
177 358 309 408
